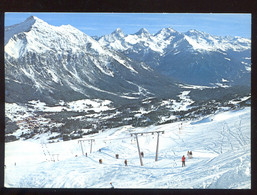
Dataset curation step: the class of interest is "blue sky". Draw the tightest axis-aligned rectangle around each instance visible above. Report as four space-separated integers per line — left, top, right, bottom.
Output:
5 13 251 38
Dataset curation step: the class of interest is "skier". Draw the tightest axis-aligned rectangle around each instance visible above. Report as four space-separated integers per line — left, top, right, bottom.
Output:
187 151 190 158
182 155 186 167
124 159 128 166
190 151 193 158
110 182 114 189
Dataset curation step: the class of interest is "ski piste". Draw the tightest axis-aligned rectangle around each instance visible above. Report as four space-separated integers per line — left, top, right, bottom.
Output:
5 107 250 188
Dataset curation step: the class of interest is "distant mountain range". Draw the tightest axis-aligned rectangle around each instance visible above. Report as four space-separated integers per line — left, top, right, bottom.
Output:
5 16 251 105
97 27 251 86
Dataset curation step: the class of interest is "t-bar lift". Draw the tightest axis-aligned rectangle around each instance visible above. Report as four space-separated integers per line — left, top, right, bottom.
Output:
130 130 164 166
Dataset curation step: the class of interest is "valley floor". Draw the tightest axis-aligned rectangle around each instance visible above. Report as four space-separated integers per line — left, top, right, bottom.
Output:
4 107 251 189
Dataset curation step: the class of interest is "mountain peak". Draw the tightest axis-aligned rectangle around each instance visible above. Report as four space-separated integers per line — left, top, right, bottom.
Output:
154 27 178 38
134 28 150 36
24 16 38 22
6 15 48 32
187 29 198 33
167 27 176 32
114 28 122 33
5 16 42 45
111 28 125 37
185 29 206 36
5 16 104 59
23 16 47 27
161 27 176 33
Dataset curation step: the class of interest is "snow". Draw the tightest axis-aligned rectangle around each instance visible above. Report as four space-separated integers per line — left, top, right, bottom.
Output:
177 83 214 90
5 99 115 132
5 16 107 59
100 27 179 54
184 30 251 52
99 25 250 57
245 65 251 72
5 107 250 189
5 38 26 59
5 103 33 121
126 81 153 97
46 69 60 83
185 36 212 51
222 78 229 82
66 99 113 113
5 16 37 45
27 99 114 113
160 91 194 111
107 52 138 74
215 83 230 88
228 96 251 105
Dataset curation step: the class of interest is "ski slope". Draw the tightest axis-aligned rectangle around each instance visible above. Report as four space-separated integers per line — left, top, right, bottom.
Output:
4 107 250 189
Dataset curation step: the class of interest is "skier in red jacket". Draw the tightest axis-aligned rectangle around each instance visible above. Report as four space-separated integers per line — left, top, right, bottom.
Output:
182 155 186 167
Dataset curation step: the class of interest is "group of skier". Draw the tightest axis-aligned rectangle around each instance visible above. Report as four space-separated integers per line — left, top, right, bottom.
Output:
110 151 194 188
182 151 193 167
187 151 193 159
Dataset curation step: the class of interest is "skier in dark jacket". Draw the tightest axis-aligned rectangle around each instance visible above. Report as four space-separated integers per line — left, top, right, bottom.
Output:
182 155 186 167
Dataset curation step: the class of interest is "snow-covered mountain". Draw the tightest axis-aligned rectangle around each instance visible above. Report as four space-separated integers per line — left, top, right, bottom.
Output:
98 27 251 86
5 16 179 104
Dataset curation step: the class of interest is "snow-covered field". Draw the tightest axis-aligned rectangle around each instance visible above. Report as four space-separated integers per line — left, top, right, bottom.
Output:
4 107 250 189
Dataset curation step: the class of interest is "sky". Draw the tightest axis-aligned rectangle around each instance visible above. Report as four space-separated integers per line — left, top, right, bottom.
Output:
5 13 251 38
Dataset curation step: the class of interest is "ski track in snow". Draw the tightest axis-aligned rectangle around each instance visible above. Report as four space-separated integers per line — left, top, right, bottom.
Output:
5 107 250 189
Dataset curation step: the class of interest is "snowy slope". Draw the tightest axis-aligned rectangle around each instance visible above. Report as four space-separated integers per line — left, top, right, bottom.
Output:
5 107 250 189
